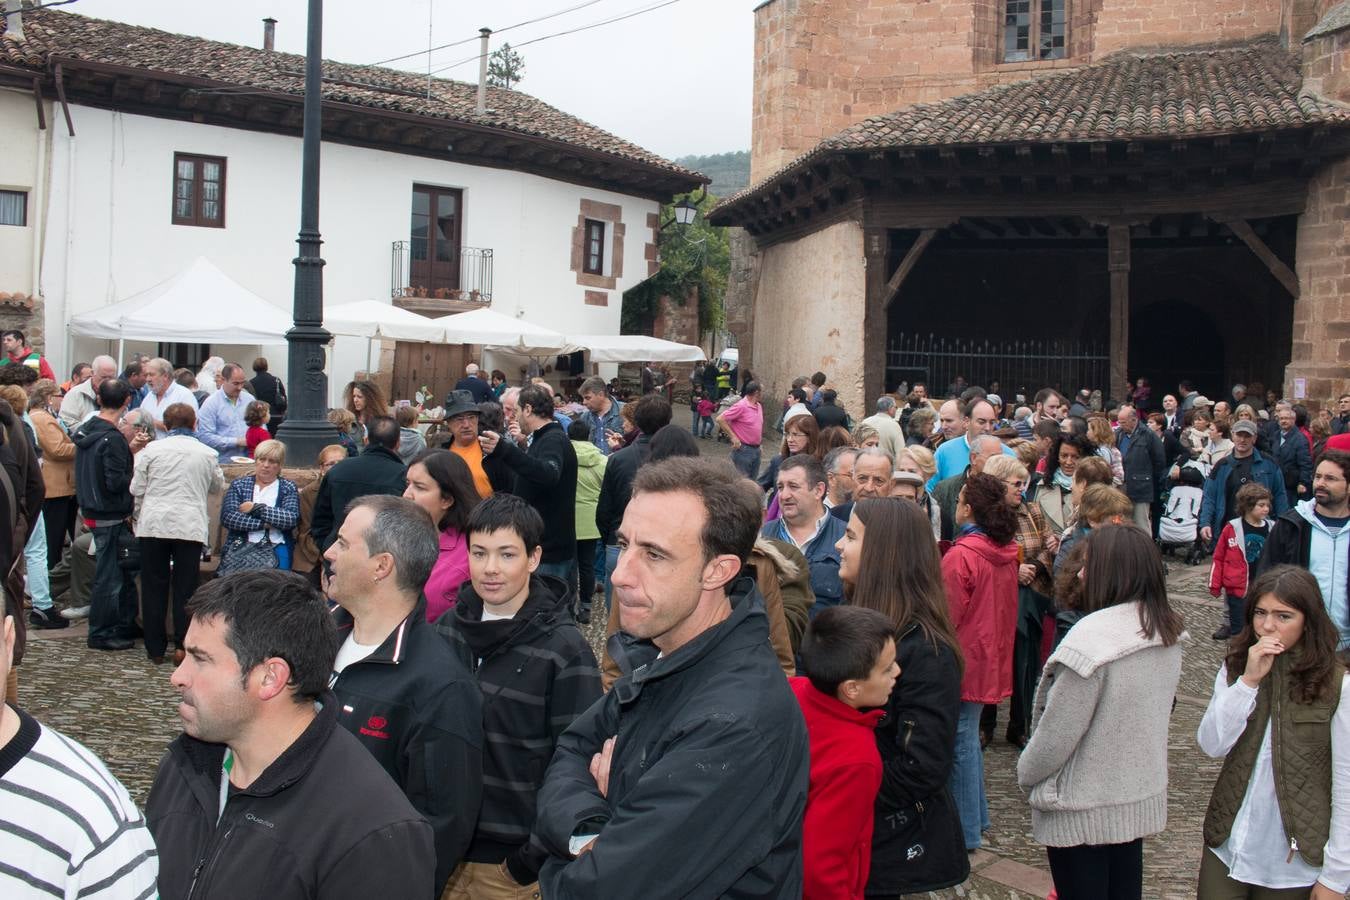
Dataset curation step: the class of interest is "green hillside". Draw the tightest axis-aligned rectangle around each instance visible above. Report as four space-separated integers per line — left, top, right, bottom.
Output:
675 151 751 198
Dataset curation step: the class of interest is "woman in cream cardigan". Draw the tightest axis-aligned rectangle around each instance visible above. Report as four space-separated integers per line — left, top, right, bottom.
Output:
1017 524 1186 900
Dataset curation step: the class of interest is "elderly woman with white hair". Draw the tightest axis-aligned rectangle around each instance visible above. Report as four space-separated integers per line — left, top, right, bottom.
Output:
194 356 225 395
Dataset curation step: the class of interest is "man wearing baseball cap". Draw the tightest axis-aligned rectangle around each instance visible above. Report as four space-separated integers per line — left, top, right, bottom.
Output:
1199 418 1288 546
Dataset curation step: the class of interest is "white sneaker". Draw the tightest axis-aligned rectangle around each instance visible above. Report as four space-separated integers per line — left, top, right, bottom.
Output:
60 605 90 620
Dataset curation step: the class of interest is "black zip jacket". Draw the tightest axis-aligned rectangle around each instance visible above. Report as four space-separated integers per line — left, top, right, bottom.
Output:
310 445 407 549
488 420 577 563
435 574 602 883
145 695 435 900
594 433 651 546
866 625 968 896
535 579 809 898
330 601 484 894
73 415 133 520
1255 505 1350 602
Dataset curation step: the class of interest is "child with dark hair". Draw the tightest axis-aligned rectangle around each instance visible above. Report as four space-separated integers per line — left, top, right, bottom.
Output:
791 605 898 900
1209 481 1275 641
244 400 270 458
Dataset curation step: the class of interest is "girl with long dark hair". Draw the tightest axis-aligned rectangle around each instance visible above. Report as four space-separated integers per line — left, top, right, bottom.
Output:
1017 525 1185 899
941 472 1020 851
403 449 480 622
835 498 969 895
1197 565 1348 899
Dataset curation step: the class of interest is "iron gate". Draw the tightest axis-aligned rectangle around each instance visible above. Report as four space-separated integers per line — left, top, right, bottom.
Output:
886 332 1108 397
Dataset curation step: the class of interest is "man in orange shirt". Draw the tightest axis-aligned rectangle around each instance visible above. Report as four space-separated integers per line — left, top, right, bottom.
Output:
444 391 495 498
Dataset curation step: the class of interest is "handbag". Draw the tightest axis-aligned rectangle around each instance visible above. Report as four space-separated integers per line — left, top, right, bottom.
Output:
218 534 279 574
116 529 141 572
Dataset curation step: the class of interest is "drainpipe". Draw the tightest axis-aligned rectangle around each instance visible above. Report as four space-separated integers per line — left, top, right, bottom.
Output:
476 28 490 116
263 17 277 51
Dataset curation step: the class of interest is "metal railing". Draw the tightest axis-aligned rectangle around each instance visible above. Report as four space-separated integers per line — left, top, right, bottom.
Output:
390 241 493 303
885 332 1108 395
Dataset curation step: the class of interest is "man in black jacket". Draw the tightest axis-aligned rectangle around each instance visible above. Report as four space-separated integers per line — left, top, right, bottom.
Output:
325 495 484 894
310 415 406 551
1271 403 1313 508
595 394 671 608
246 357 286 436
535 457 809 896
146 570 435 899
73 380 148 651
1116 404 1166 532
479 384 577 583
437 494 601 895
812 389 850 431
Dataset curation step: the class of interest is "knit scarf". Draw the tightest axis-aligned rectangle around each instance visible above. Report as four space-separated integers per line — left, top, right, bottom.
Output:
1053 468 1074 491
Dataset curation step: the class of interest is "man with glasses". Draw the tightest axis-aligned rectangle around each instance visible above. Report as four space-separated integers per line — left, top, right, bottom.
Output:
443 390 497 498
197 363 256 461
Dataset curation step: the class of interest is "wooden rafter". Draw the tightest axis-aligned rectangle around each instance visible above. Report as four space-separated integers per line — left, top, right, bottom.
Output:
1217 216 1300 298
882 228 940 309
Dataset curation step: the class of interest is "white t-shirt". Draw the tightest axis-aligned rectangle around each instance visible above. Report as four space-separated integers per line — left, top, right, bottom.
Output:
329 633 380 686
481 609 514 622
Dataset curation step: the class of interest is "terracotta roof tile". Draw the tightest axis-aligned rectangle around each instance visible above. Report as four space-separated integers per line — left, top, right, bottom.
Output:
1 9 704 186
716 37 1350 212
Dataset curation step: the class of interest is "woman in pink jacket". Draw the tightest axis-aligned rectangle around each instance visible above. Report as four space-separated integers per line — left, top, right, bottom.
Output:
403 450 481 622
941 471 1021 850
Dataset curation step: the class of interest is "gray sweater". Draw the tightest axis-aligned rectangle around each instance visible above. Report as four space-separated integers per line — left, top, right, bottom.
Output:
1017 601 1187 847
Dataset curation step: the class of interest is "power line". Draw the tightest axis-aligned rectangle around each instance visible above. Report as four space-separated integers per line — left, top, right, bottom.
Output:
365 0 611 68
427 0 685 78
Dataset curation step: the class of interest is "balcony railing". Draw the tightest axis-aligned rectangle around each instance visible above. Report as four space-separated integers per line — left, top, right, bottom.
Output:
391 241 493 315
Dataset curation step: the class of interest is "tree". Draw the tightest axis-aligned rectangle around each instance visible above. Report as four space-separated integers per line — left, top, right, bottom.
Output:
486 43 525 90
622 191 730 337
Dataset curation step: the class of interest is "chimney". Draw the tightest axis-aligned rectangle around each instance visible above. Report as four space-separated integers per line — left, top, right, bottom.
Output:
4 0 23 40
476 27 491 116
262 17 276 51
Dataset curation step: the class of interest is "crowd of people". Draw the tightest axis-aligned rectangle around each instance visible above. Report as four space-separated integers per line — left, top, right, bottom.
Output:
0 335 1347 900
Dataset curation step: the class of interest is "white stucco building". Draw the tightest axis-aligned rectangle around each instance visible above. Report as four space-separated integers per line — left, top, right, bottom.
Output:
0 7 703 403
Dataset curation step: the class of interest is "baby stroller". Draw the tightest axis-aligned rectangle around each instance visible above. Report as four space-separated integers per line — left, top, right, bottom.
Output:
1158 463 1206 565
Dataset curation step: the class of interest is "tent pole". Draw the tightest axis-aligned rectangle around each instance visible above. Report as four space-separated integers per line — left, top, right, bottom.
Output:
116 338 124 366
366 337 373 378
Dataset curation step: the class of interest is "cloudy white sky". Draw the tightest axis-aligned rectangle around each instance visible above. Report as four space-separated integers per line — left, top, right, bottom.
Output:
60 0 757 160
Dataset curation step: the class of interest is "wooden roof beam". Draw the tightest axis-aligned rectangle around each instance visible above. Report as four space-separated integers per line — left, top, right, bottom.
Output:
883 227 942 310
1214 215 1299 298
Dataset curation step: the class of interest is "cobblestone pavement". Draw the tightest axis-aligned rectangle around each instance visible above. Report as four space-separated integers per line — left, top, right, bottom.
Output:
18 446 1242 898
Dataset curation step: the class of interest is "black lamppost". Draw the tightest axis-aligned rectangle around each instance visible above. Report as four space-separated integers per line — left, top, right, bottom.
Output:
275 0 339 463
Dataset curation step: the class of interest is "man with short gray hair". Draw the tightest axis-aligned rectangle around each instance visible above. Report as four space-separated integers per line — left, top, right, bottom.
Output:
138 357 199 438
59 354 117 429
822 446 859 510
579 375 623 455
325 494 484 895
454 362 492 404
861 395 905 460
933 434 1005 540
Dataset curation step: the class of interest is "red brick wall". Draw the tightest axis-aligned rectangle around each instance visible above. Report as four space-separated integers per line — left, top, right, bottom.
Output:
750 0 1285 180
1285 20 1350 404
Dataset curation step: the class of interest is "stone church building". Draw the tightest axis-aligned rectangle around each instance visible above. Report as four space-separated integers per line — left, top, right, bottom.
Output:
711 0 1350 414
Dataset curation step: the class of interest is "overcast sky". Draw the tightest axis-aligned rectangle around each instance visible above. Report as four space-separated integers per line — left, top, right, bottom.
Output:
62 0 756 160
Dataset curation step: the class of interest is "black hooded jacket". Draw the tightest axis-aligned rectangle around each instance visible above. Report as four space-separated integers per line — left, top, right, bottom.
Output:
145 695 435 900
73 415 133 520
329 600 484 894
435 574 602 884
534 579 809 898
486 420 577 564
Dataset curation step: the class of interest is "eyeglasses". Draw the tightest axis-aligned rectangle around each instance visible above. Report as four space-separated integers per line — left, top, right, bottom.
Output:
1005 479 1027 489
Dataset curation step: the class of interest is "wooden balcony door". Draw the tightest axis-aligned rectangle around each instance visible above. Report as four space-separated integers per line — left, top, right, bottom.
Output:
410 185 462 296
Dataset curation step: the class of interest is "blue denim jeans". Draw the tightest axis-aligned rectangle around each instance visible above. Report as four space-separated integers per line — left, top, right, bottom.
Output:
536 558 576 590
23 510 51 610
690 408 701 436
731 444 762 480
949 700 990 849
1226 591 1245 634
89 522 140 645
603 543 620 611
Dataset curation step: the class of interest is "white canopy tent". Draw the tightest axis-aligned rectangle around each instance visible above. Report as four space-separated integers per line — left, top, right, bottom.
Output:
67 257 292 361
323 300 449 374
432 308 569 356
563 334 705 363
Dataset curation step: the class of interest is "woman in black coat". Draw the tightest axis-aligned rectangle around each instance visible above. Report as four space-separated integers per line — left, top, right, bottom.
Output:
835 498 969 896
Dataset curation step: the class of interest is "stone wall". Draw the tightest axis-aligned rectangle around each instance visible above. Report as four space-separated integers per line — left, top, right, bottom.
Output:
724 228 759 374
752 220 867 418
750 0 1285 180
1285 10 1350 405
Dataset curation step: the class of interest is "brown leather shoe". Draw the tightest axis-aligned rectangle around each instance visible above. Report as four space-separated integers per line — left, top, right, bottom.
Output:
172 648 186 667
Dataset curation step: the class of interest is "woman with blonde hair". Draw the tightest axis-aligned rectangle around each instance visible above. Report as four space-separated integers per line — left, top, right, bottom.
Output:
852 422 880 449
219 439 300 572
29 380 76 569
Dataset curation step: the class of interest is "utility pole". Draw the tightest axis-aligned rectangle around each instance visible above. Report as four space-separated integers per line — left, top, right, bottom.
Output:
275 0 339 463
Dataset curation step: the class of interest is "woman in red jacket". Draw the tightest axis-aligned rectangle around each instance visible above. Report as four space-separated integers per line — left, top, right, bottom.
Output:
941 471 1021 851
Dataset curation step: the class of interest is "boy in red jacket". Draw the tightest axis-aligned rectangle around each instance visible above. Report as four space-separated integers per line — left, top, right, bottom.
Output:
1208 481 1273 641
790 606 899 900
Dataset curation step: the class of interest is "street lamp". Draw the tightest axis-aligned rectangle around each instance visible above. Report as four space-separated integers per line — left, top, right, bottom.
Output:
275 0 339 464
660 190 704 230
